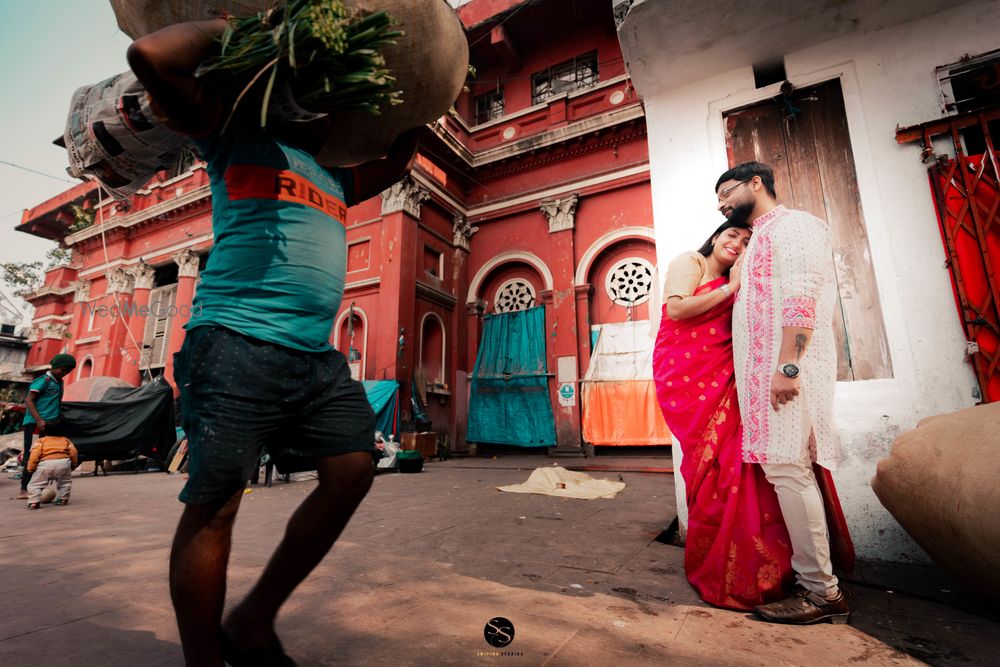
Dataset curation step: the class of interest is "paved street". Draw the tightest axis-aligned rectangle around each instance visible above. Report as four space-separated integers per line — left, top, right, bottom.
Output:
1 455 996 666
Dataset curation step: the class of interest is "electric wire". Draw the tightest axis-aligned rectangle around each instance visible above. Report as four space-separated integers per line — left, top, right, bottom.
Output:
0 159 76 184
92 180 154 382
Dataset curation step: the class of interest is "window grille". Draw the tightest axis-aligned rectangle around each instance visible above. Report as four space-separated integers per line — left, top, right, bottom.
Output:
494 279 536 313
605 258 654 307
532 51 599 105
475 87 505 124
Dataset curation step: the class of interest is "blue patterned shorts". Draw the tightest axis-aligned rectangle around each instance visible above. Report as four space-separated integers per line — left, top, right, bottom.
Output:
175 325 376 504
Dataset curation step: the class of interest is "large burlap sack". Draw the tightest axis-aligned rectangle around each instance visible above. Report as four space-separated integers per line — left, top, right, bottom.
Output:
64 70 189 198
871 402 1000 600
110 0 469 165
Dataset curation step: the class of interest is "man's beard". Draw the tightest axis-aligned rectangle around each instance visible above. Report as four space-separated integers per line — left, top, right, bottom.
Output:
725 201 755 226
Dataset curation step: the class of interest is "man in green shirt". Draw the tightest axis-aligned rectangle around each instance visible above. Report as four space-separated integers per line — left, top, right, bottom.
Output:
18 353 76 499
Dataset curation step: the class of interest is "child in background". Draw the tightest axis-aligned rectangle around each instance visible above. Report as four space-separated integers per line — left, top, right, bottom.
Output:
18 353 76 499
26 429 78 510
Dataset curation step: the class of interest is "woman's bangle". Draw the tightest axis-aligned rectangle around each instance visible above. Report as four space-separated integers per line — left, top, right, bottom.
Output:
719 284 732 298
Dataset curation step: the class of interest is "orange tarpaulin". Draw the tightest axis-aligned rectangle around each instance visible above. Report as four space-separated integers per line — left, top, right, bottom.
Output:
582 380 671 445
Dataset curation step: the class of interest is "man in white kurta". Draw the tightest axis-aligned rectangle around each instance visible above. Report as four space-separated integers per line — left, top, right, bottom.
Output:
717 161 849 624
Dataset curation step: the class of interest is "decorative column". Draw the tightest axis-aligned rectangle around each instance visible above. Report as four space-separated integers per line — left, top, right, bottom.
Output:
39 322 71 364
122 262 155 386
70 279 91 342
575 283 594 376
378 176 429 423
164 249 200 393
539 195 585 455
450 214 479 453
104 266 135 379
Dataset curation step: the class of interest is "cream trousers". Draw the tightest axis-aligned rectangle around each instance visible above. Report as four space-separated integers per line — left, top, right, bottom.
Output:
760 396 838 597
27 458 73 504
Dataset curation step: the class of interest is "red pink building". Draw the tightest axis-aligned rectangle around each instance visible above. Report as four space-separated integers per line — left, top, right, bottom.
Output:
17 0 664 454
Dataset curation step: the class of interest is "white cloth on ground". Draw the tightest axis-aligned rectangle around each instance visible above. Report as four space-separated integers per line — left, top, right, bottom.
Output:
497 466 625 499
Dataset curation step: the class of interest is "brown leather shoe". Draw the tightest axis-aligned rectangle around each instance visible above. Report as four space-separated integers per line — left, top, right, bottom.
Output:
753 587 849 625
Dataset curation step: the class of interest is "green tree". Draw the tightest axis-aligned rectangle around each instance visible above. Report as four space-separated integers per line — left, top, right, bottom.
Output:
0 261 43 297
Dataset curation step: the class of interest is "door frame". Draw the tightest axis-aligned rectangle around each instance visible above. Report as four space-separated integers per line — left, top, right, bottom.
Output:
706 63 909 391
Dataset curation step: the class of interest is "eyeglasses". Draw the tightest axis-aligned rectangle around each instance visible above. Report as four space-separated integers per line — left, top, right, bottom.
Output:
718 179 751 199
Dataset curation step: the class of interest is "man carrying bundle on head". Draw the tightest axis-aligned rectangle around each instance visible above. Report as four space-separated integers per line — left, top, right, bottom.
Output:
127 11 421 665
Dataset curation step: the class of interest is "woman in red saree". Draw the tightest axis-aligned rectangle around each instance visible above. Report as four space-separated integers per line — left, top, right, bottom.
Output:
653 220 796 610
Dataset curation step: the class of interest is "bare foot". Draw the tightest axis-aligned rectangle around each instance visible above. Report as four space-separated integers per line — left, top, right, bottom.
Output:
221 603 280 652
221 604 296 666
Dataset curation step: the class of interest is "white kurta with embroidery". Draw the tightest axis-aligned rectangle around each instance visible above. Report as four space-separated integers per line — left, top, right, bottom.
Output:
732 206 841 470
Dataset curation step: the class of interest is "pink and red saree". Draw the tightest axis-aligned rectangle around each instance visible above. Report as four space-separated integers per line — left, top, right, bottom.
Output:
653 277 795 610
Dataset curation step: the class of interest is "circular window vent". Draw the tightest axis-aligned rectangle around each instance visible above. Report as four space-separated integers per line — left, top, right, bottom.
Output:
494 279 537 313
605 258 654 307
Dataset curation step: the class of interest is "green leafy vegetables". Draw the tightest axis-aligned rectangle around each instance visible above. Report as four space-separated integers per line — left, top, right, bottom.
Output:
199 0 403 127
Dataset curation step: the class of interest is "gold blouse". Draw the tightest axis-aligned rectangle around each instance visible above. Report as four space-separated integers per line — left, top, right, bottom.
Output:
662 251 709 299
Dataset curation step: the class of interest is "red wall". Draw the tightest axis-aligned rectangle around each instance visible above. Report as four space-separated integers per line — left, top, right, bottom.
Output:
22 0 654 453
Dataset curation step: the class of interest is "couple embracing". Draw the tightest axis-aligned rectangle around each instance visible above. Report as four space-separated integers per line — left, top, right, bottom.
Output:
653 161 854 624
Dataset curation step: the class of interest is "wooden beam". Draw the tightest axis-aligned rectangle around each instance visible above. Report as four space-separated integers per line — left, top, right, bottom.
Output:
897 107 1000 144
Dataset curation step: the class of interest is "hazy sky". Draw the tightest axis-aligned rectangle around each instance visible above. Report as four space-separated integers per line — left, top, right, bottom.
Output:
0 0 474 317
0 1 130 316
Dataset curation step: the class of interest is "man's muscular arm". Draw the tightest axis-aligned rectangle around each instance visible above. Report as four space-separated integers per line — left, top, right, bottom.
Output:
351 128 420 202
126 19 228 137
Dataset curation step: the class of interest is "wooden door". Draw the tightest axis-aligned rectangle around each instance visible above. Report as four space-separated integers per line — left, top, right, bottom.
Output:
724 79 892 380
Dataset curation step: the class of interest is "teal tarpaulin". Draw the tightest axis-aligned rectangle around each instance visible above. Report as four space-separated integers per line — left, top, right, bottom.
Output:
468 306 555 446
362 380 399 438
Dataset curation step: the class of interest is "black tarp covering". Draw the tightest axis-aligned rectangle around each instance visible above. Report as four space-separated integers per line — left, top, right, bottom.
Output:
59 378 175 464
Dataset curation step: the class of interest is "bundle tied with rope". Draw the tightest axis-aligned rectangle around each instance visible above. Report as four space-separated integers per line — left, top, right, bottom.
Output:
110 0 469 165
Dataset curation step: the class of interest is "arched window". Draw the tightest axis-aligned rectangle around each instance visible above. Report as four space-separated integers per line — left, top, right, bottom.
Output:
420 313 446 385
335 306 368 381
78 357 94 380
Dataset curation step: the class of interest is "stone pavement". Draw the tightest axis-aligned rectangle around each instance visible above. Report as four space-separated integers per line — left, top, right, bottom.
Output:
0 455 996 666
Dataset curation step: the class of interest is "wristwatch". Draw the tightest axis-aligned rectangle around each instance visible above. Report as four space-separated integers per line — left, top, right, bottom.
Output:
779 362 800 379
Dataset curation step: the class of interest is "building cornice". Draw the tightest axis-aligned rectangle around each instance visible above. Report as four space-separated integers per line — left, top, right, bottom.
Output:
344 277 381 292
23 284 76 302
78 235 213 279
416 280 458 309
477 116 647 181
431 99 644 170
449 74 632 134
467 163 650 220
65 184 212 246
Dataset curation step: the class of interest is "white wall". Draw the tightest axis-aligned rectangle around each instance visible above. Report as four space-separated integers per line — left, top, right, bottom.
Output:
636 0 1000 562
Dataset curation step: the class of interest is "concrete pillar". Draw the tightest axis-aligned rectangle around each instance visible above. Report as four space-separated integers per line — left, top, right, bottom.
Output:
378 176 428 422
164 249 200 394
575 283 593 379
122 262 154 386
70 279 92 343
103 266 134 379
451 214 479 453
540 195 584 455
